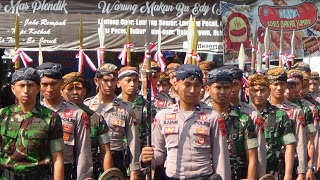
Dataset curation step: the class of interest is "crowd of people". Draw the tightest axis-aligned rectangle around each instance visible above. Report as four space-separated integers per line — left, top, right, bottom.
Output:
0 59 320 180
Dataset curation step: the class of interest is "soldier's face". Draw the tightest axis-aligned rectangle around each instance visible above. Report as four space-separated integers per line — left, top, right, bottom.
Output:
230 79 242 99
284 83 295 101
175 77 202 105
300 84 309 98
118 75 139 95
157 81 171 95
61 84 86 107
40 77 62 100
269 81 287 99
11 80 40 105
209 82 232 105
95 75 117 96
247 85 270 107
309 80 319 93
294 78 302 98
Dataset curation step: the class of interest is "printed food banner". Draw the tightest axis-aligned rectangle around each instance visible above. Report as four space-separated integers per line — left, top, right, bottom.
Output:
252 0 319 61
223 0 320 65
0 0 223 53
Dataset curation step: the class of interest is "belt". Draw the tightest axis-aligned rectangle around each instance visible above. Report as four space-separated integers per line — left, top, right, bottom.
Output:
4 167 50 180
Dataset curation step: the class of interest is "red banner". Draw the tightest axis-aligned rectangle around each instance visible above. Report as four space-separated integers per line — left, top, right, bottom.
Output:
259 2 318 31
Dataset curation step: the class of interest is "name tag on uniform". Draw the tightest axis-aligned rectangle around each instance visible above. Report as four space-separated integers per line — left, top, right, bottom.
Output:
113 120 124 126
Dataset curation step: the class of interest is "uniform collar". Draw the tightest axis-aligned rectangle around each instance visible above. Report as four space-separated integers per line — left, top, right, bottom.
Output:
172 101 202 113
42 97 66 112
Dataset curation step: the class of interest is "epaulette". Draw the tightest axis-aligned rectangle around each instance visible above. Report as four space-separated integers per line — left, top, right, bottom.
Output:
84 96 94 103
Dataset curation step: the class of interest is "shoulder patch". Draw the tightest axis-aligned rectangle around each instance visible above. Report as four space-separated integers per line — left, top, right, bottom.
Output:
313 109 319 123
254 116 264 133
82 112 90 129
217 116 226 136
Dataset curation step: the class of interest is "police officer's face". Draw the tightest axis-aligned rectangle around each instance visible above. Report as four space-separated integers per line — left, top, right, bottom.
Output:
269 81 287 99
95 75 117 96
175 77 202 104
118 75 139 95
11 80 40 105
284 83 296 101
230 79 242 99
247 85 270 107
209 82 232 105
61 84 86 107
157 80 171 95
309 80 319 93
40 77 62 101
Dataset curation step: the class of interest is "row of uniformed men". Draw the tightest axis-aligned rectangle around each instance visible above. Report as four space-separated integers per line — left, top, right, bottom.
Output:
141 61 320 180
1 60 320 180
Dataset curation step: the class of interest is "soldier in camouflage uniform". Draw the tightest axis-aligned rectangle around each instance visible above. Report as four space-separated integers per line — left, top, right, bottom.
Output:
246 73 296 179
61 72 113 179
286 69 317 179
207 67 259 179
84 63 140 180
0 67 64 180
37 62 93 180
267 67 307 180
221 66 267 178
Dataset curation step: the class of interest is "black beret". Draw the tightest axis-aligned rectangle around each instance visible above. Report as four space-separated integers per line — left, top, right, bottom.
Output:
176 64 203 83
11 67 40 85
220 66 243 80
36 62 62 79
207 68 234 86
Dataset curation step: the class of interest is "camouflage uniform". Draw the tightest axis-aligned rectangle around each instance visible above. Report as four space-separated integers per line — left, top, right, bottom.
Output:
261 102 296 178
0 104 64 179
223 104 259 179
292 98 316 134
82 104 110 179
